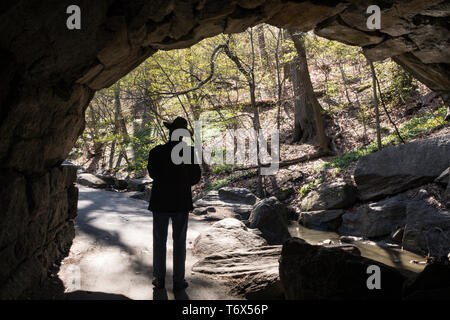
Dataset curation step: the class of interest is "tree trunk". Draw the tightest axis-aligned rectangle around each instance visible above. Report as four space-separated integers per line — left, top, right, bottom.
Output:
256 24 269 70
338 59 353 106
86 105 104 172
369 61 382 150
112 81 130 170
290 55 316 143
288 30 329 152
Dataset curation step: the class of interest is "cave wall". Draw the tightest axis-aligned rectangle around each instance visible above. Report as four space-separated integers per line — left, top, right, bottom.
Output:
0 165 77 299
0 0 449 298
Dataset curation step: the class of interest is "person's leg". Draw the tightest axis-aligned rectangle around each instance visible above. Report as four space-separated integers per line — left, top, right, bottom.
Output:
171 212 189 287
153 212 170 287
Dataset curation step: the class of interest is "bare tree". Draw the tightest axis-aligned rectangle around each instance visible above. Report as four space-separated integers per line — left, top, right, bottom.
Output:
369 60 382 150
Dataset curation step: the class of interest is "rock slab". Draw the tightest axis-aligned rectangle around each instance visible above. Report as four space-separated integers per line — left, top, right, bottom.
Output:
339 196 408 238
299 209 344 231
192 218 267 257
77 173 107 189
193 246 283 300
279 238 406 299
354 135 450 201
301 182 357 211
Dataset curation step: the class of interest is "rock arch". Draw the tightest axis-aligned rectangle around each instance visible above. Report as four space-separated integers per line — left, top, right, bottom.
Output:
0 0 449 298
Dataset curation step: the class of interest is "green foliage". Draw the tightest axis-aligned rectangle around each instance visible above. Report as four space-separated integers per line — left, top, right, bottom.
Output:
204 173 242 191
126 123 162 173
324 107 448 169
212 164 235 175
375 62 417 105
298 178 324 198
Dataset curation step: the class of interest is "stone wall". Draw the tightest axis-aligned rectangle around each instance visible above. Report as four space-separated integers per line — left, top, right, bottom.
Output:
0 164 77 299
0 0 449 298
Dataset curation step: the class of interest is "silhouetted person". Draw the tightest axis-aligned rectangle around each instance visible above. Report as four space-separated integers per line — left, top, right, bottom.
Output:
147 117 201 291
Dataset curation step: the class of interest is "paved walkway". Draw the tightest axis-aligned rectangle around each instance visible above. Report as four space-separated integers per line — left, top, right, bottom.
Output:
58 186 239 300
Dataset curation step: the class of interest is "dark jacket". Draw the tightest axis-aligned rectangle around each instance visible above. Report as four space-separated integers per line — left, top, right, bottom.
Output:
147 141 201 213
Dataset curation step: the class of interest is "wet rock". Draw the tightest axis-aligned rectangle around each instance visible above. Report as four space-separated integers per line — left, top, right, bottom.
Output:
279 238 406 299
249 197 291 245
339 196 408 238
192 246 283 300
318 239 334 246
301 182 357 211
354 135 450 201
299 209 344 231
402 201 450 257
192 218 267 256
218 187 259 205
339 235 364 244
77 173 107 189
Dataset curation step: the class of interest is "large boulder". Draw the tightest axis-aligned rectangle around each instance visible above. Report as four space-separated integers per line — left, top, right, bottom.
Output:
218 187 259 205
192 246 283 300
354 134 450 201
402 201 450 257
114 179 128 190
94 174 115 187
339 195 450 257
76 173 107 189
128 186 151 202
404 262 450 299
127 178 152 192
192 218 267 256
279 238 406 299
299 209 344 231
249 197 291 245
339 196 408 238
301 182 358 211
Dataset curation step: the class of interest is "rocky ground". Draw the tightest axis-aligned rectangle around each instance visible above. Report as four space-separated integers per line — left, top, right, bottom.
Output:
63 131 450 300
31 186 240 300
189 133 450 299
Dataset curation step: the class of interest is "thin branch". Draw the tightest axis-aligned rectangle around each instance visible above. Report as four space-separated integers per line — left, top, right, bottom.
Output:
154 44 228 98
374 73 406 144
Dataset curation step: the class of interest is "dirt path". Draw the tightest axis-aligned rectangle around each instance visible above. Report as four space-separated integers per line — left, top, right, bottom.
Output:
58 186 240 300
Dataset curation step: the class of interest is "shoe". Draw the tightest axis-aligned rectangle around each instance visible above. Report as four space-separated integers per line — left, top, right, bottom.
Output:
173 279 189 291
152 278 165 289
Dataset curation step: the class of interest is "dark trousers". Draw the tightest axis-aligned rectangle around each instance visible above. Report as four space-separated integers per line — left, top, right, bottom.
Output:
152 212 188 283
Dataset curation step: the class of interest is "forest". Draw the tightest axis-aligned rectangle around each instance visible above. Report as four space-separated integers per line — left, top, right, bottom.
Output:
69 24 448 201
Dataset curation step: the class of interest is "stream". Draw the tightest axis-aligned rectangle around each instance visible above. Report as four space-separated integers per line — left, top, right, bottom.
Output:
288 222 426 276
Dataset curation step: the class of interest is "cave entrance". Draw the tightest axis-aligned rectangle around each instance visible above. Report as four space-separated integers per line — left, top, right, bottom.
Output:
1 1 449 299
